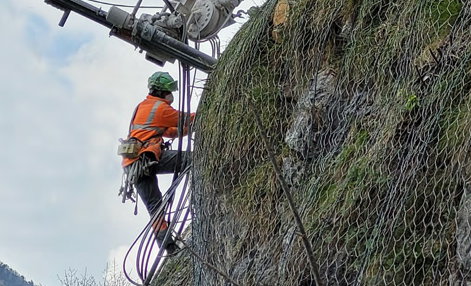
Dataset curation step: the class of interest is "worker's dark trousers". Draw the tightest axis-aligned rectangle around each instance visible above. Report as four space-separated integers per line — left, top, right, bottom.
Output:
135 150 191 217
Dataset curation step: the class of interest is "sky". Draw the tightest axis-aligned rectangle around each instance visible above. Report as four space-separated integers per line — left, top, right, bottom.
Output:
0 0 262 285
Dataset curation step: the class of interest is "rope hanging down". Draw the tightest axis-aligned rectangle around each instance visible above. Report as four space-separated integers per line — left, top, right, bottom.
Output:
123 166 192 286
121 17 224 284
122 60 194 286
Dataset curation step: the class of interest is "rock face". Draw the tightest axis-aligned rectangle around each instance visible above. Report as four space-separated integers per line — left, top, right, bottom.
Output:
155 0 471 285
284 69 336 158
457 186 471 271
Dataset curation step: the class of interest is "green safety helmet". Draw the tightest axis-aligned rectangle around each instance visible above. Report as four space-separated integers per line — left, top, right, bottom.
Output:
148 71 178 92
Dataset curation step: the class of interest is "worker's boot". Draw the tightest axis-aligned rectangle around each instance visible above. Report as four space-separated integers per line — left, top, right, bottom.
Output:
164 241 180 256
156 229 181 256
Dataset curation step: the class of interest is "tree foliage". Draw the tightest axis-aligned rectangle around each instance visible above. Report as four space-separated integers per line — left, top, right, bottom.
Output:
0 262 37 286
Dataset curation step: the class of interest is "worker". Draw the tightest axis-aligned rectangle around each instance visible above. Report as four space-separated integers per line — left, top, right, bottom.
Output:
118 71 195 255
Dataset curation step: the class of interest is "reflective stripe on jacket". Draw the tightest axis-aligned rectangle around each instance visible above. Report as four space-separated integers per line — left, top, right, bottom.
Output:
122 95 195 167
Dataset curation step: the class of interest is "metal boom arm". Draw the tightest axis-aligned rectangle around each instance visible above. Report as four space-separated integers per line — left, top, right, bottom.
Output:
45 0 217 72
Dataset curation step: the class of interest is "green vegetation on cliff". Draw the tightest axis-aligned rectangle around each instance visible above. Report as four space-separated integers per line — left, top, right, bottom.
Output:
157 0 471 285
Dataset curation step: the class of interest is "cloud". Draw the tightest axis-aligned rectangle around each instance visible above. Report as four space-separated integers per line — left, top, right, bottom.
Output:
0 0 149 284
0 0 264 284
107 245 130 269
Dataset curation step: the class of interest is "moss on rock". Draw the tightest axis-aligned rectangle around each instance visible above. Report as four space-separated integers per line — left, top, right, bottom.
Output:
156 0 471 285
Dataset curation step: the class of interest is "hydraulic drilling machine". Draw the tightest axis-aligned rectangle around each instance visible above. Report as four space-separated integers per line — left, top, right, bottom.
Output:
45 0 244 72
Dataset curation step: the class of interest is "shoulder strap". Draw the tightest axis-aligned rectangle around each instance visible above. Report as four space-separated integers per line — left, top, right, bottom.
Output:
128 104 140 134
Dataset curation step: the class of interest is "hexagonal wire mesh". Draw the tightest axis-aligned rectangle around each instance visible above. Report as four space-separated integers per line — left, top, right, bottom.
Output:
186 0 471 285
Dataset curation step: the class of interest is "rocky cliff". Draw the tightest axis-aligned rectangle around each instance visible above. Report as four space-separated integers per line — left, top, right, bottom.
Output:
154 0 471 285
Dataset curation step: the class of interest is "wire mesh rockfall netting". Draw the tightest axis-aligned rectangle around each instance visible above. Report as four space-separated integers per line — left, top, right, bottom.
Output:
187 0 471 285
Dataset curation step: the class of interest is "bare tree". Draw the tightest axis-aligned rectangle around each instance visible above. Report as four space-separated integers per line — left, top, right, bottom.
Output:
58 269 97 286
58 262 131 286
103 261 131 286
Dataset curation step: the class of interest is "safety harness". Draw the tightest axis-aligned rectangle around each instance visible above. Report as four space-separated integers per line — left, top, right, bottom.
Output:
118 100 168 214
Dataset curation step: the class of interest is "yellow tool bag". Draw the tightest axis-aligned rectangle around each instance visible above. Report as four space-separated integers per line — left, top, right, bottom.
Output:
117 138 143 158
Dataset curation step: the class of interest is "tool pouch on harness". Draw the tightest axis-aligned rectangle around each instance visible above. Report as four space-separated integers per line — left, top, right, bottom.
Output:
117 138 143 158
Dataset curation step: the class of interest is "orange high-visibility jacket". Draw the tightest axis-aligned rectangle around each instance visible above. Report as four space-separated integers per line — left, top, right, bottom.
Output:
122 95 195 167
